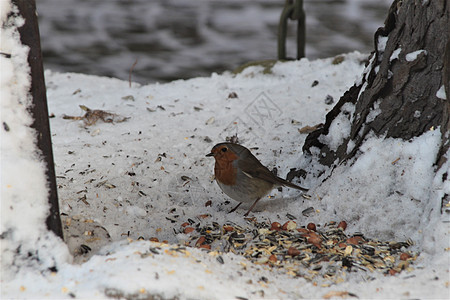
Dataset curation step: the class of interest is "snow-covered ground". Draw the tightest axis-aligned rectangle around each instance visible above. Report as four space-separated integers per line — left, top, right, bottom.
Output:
1 1 449 299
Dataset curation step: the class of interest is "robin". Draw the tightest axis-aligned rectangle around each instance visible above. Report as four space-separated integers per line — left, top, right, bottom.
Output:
206 142 308 216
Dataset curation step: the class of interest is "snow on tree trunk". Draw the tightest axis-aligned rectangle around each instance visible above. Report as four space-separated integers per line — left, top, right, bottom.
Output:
303 0 449 171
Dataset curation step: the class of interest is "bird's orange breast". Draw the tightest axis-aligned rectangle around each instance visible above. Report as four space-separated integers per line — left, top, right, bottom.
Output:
214 151 238 186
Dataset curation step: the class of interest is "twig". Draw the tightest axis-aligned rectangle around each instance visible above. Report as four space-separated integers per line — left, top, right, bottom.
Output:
129 58 138 88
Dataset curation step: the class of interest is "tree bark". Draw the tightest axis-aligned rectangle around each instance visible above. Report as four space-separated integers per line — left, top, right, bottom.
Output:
303 0 449 170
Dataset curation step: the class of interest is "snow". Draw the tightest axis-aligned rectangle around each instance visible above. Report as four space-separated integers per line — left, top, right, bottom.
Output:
315 130 442 239
405 50 427 62
0 1 72 282
390 48 402 61
377 35 388 53
44 54 364 243
414 110 422 118
318 102 355 152
436 85 447 100
2 1 450 299
366 99 381 123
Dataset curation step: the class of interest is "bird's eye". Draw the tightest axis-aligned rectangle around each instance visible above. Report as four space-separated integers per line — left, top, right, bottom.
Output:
221 147 228 152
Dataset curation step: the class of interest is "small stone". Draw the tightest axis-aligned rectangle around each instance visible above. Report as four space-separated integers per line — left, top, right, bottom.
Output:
269 254 278 263
149 237 159 242
204 200 212 207
181 222 189 227
199 244 211 250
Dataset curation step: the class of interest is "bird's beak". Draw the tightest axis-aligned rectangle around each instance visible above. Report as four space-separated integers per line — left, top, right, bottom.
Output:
206 152 214 157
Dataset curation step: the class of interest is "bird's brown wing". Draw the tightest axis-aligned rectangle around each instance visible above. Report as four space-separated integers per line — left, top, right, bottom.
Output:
235 149 279 184
236 148 308 192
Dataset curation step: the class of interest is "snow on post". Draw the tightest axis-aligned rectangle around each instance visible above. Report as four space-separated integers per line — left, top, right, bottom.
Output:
0 0 69 280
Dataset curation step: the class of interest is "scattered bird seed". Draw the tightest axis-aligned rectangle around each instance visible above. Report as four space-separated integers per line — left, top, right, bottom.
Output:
205 117 215 125
174 218 417 284
0 52 11 58
78 244 91 254
302 207 315 216
121 95 135 101
216 256 224 264
324 95 334 105
228 92 238 99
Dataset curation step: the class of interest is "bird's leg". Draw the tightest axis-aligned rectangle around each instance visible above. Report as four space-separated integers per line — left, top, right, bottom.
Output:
244 198 261 217
228 202 242 214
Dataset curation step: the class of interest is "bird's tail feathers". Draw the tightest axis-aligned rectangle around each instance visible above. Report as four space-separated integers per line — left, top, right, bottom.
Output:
278 177 308 192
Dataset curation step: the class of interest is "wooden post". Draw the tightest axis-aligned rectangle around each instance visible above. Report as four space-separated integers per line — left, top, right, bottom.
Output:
13 0 63 239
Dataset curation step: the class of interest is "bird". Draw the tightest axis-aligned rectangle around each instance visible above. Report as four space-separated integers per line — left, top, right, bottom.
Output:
206 142 308 216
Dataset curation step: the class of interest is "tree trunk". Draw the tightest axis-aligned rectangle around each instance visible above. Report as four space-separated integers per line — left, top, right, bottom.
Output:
303 0 449 171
